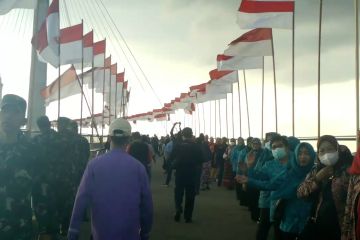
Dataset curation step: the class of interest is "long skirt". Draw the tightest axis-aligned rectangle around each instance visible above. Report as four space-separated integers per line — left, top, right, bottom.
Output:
201 161 211 187
222 160 234 189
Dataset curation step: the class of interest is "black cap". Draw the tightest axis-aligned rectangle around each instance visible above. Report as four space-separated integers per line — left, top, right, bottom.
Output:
0 94 27 113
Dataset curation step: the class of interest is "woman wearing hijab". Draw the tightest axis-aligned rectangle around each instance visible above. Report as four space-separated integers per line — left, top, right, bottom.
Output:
297 135 352 240
222 138 236 189
270 142 315 240
237 135 290 240
342 147 360 240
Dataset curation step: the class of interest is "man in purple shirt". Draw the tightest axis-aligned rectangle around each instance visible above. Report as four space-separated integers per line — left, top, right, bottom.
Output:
68 118 153 240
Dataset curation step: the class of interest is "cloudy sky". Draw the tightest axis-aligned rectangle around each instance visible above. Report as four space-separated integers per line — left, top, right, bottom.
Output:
0 0 359 149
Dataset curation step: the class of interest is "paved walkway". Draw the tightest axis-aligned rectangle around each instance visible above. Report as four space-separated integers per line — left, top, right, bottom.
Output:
80 157 257 240
150 159 257 240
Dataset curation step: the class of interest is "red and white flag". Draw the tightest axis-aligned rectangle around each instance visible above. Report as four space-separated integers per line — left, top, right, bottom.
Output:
0 0 37 15
217 54 263 71
74 30 93 69
206 82 232 95
224 28 273 57
184 103 195 115
32 0 60 67
60 23 83 66
209 69 238 85
41 66 79 105
237 0 294 29
155 113 168 122
93 40 106 67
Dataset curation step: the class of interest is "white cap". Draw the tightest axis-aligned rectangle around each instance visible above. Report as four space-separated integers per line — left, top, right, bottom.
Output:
108 118 131 137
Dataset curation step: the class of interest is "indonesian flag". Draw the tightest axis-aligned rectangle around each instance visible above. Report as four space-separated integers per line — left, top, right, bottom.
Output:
224 28 273 57
217 54 263 71
41 65 79 105
209 69 238 85
155 113 168 121
32 0 60 68
184 103 195 115
105 63 117 116
206 82 232 95
0 0 37 15
237 0 294 29
74 30 93 69
93 40 106 67
93 56 111 93
189 83 207 97
60 23 83 66
115 72 125 115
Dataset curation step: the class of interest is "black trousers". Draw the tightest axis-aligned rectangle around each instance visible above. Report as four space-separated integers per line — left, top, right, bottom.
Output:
175 178 196 220
256 208 271 240
165 166 173 185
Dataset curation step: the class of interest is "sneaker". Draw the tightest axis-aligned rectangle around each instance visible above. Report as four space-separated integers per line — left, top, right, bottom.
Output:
174 212 181 222
185 218 192 223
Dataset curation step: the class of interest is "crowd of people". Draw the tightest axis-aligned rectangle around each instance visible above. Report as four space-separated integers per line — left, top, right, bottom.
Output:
158 122 360 240
5 93 360 240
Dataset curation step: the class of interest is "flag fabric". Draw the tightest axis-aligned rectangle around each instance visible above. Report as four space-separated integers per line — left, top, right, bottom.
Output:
41 66 79 105
93 40 106 67
237 0 294 29
74 30 93 69
155 113 168 121
33 0 60 67
224 28 273 57
184 103 195 115
209 69 238 85
60 23 83 66
206 81 232 95
217 54 263 71
0 0 37 15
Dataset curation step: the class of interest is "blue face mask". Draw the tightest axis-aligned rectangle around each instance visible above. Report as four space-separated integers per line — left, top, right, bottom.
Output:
272 147 287 160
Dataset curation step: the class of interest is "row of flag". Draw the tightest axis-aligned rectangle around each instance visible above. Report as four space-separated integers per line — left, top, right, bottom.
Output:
26 0 130 126
127 0 294 124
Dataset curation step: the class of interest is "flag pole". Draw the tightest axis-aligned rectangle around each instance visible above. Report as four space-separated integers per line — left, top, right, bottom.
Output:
355 0 359 147
292 5 296 137
197 103 200 135
215 100 217 138
75 72 100 140
80 20 84 136
101 52 107 140
231 85 235 138
210 101 212 137
243 70 251 137
226 95 229 138
91 31 95 142
202 103 205 134
271 31 278 133
121 82 124 118
115 79 118 118
219 100 222 137
237 71 242 137
57 19 61 122
317 0 323 138
108 65 112 125
261 57 265 141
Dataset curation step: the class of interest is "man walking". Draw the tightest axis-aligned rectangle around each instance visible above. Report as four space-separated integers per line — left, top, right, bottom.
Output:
0 94 40 239
68 118 153 240
170 127 204 223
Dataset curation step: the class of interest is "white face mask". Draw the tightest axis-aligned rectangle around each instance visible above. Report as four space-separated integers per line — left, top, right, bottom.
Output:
265 142 271 150
319 151 339 166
